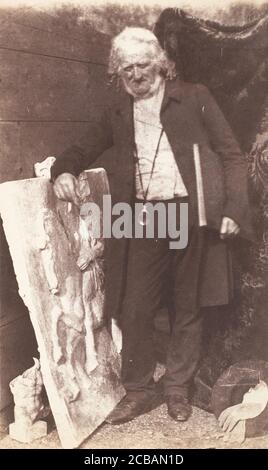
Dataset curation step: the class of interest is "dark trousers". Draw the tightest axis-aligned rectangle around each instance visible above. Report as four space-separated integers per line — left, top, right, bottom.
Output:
121 199 205 398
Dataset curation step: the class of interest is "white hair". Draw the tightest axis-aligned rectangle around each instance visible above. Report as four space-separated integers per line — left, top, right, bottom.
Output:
108 27 175 81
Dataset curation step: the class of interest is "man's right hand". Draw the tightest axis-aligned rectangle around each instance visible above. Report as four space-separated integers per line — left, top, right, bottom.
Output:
53 173 80 206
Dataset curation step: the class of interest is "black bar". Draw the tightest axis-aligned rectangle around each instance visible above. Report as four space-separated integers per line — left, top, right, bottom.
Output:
0 448 267 467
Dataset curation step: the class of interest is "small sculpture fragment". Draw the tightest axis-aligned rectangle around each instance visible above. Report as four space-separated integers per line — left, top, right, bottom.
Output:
212 360 268 444
9 358 48 443
34 156 56 179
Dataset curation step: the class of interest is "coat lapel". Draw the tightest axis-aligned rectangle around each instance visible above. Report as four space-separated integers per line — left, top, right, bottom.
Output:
114 89 135 152
114 78 185 152
160 78 183 113
160 79 195 192
113 79 196 192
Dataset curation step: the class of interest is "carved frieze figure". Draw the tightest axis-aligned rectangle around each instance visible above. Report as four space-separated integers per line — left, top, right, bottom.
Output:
34 163 107 403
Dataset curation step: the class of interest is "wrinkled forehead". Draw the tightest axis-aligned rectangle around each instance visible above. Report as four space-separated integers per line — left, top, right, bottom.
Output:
118 42 157 68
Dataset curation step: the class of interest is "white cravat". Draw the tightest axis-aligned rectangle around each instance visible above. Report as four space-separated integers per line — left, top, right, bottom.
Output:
134 79 188 200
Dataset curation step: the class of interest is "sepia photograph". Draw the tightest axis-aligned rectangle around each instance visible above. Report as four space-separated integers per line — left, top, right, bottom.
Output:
0 0 268 455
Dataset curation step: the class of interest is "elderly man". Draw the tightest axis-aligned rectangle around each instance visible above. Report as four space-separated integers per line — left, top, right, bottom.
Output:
51 27 253 424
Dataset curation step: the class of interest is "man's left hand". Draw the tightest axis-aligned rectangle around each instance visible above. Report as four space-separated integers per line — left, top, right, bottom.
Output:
220 217 240 240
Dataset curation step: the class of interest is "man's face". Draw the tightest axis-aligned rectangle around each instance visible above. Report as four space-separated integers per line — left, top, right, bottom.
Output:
119 44 161 98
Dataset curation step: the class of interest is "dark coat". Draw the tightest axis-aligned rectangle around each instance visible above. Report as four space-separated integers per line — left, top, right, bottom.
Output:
51 78 254 318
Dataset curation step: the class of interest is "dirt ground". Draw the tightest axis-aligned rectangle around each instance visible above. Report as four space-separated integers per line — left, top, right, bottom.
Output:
1 363 267 450
1 402 268 450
